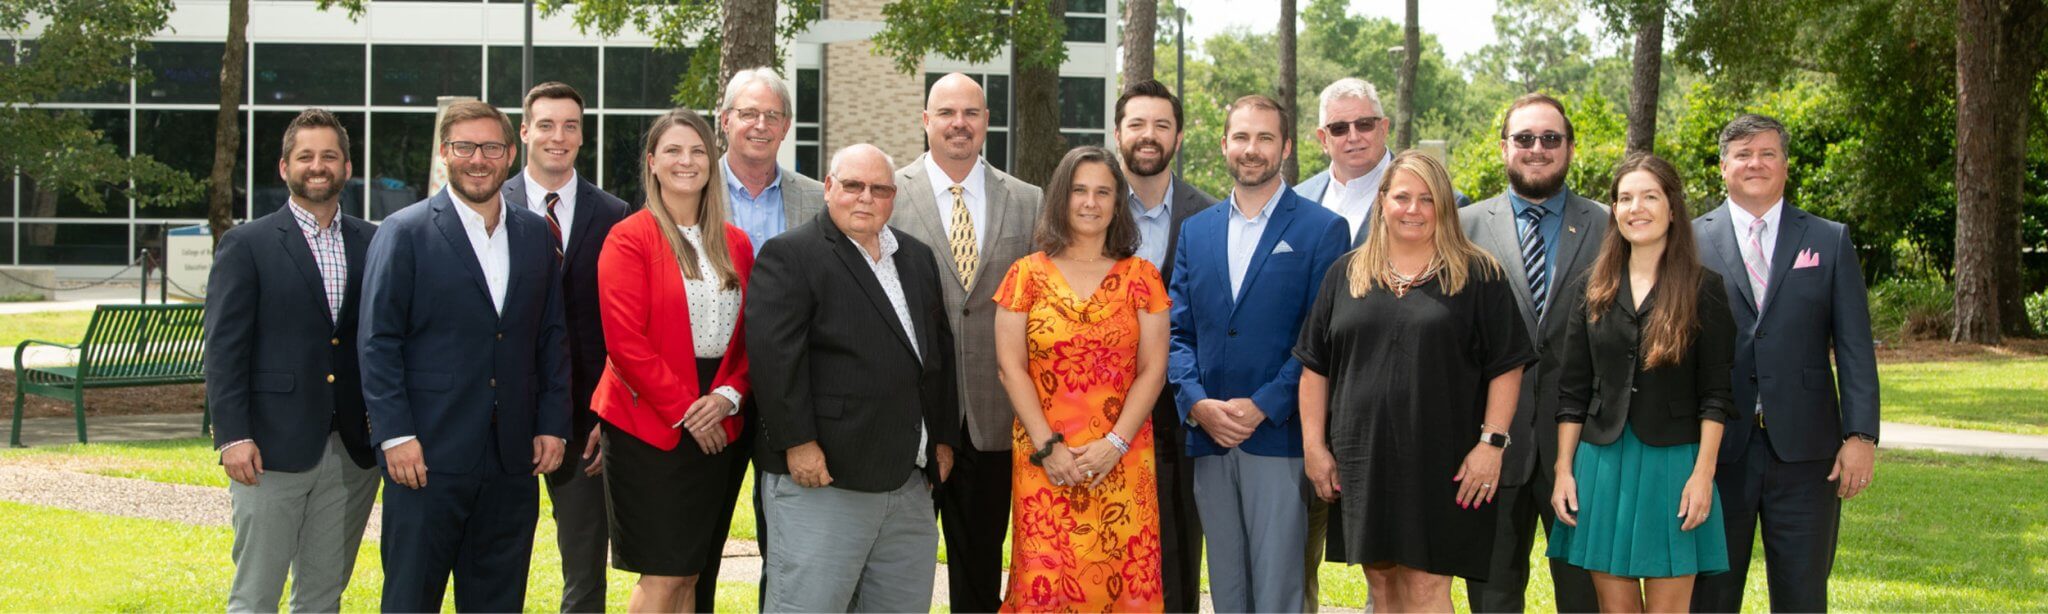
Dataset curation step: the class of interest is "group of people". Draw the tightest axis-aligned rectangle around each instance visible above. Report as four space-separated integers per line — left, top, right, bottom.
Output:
204 66 1880 614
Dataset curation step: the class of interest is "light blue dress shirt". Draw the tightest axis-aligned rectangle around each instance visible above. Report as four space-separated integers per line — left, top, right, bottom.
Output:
723 159 786 255
1226 185 1284 301
1130 183 1176 269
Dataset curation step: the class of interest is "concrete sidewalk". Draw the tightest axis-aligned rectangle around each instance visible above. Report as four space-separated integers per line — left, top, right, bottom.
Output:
1879 421 2048 461
0 282 180 315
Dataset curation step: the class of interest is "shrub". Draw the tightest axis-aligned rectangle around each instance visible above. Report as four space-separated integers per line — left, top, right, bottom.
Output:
2028 288 2048 337
1869 276 1952 342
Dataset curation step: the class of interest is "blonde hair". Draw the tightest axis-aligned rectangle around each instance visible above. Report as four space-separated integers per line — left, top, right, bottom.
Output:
641 109 739 290
1348 150 1500 297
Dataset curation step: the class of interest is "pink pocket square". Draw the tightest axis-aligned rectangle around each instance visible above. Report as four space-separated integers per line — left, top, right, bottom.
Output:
1793 249 1821 269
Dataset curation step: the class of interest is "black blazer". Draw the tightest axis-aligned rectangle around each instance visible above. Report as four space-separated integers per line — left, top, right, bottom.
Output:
204 206 377 472
503 172 629 474
1557 268 1736 447
745 210 961 493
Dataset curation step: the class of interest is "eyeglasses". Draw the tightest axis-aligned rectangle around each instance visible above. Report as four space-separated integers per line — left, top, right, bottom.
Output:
445 141 511 159
832 178 898 200
1323 117 1383 137
730 108 789 125
1508 131 1568 150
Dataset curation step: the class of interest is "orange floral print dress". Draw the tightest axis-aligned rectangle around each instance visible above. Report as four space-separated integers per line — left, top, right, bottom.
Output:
993 252 1169 613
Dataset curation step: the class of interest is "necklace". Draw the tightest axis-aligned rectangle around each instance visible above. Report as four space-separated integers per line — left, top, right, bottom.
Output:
1387 257 1442 298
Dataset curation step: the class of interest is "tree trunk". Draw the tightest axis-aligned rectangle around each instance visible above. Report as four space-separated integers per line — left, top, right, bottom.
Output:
1624 0 1664 155
1278 0 1298 184
1122 0 1156 84
1397 0 1418 151
1952 0 2048 343
1011 0 1067 187
206 0 249 243
721 0 777 92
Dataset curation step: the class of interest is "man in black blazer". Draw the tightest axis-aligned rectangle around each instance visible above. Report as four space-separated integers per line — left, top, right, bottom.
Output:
206 108 379 613
1692 114 1880 613
501 81 629 614
746 144 959 613
360 101 572 612
1115 79 1215 613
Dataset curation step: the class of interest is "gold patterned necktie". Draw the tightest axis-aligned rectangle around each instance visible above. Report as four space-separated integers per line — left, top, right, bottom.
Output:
949 184 978 288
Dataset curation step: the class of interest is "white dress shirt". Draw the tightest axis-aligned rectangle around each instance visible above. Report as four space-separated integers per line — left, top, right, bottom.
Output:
1227 186 1284 301
523 170 578 251
850 228 929 468
382 189 512 451
1320 152 1390 242
678 224 744 413
1727 198 1785 268
924 154 990 253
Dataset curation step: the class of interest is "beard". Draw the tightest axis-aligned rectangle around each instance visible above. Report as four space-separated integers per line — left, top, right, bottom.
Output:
1506 156 1571 200
448 163 506 205
1229 152 1280 187
1119 137 1176 177
287 171 341 204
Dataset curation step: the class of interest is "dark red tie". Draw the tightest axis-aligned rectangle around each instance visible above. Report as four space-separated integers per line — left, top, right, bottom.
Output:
544 192 565 264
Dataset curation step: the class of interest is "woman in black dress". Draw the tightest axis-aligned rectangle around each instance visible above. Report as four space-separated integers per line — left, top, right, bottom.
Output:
1294 150 1535 612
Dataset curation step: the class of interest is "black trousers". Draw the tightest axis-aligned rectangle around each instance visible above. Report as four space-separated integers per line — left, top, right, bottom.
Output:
380 437 538 613
1465 468 1598 613
545 452 609 613
937 425 1012 612
694 408 760 612
1152 399 1204 613
1693 426 1839 613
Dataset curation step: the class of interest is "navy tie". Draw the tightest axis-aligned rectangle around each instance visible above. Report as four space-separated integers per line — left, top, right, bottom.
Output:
1519 206 1550 319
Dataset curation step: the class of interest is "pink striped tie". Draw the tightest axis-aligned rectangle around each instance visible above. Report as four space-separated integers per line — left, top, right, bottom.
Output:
1743 218 1769 310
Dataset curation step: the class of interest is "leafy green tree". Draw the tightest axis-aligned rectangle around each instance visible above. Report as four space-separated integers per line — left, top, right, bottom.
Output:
557 0 820 108
1465 0 1598 96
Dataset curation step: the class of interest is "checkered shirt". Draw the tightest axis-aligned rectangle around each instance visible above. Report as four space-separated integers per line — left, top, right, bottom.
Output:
287 201 347 322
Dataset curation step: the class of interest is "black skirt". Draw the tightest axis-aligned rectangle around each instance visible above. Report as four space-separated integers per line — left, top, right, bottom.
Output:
602 356 738 577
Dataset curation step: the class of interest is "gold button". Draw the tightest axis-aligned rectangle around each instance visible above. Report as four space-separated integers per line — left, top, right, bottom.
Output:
330 337 340 346
489 378 497 388
495 333 504 341
325 374 336 383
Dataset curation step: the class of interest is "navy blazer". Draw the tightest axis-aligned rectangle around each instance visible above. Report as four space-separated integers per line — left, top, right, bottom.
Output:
1694 203 1880 463
1168 187 1349 458
358 190 574 475
205 206 377 472
502 172 629 465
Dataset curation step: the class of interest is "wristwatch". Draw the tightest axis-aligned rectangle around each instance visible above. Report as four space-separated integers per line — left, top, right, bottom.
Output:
1479 431 1510 448
1847 432 1878 445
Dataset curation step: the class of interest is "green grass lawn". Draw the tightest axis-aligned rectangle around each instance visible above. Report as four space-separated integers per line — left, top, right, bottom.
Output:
0 309 94 352
4 441 2044 611
1879 357 2048 435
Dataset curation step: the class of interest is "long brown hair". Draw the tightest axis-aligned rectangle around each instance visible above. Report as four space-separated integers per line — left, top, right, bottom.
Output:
1034 146 1139 259
1585 153 1703 369
640 109 739 290
1349 150 1500 297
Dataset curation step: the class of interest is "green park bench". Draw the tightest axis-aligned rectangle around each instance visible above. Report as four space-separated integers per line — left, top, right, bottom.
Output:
10 303 208 447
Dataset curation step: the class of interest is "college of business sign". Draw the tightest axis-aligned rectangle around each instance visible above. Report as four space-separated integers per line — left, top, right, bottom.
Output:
167 225 211 301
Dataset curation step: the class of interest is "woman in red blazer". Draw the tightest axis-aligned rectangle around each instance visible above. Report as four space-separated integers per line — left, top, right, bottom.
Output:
592 107 753 613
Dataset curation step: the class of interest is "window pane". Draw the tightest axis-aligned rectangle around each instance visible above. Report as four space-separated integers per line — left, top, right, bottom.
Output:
25 41 130 103
986 75 1011 126
487 46 599 109
138 42 242 104
796 68 821 124
19 223 127 265
252 110 369 220
604 47 694 110
796 144 820 181
367 112 438 220
20 110 129 219
372 45 481 107
603 114 657 206
1070 0 1106 12
796 126 819 142
136 110 242 220
984 130 1010 173
1061 132 1103 148
1060 77 1105 130
0 222 14 266
255 43 365 106
1063 17 1107 43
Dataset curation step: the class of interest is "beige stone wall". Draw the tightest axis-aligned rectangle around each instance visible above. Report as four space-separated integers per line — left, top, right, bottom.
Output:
822 0 926 170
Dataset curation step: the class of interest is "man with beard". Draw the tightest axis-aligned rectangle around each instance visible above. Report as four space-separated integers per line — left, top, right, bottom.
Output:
888 72 1043 613
360 100 572 612
1295 78 1392 250
206 108 380 613
499 82 629 614
1167 94 1349 613
1459 92 1604 613
1113 78 1215 613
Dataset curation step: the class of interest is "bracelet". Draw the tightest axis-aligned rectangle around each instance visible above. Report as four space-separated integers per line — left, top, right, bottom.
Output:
1028 433 1065 466
1105 432 1130 455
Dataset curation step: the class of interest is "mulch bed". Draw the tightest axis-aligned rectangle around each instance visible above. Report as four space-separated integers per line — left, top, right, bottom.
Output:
0 370 206 419
1875 337 2048 362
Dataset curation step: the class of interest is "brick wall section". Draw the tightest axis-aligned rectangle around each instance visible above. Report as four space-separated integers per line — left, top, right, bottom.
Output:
823 0 926 169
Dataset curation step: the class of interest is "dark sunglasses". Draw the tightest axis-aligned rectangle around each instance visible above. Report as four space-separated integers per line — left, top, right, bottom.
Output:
1323 117 1384 137
833 178 898 200
1508 131 1568 150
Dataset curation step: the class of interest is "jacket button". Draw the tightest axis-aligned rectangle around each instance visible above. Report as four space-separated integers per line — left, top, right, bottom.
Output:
1630 386 1638 392
489 378 497 388
1756 332 1768 340
325 374 336 383
496 333 504 341
1749 375 1759 382
330 337 340 346
1228 328 1238 337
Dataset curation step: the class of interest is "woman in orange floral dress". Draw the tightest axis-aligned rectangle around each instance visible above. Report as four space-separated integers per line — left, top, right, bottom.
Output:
994 146 1171 613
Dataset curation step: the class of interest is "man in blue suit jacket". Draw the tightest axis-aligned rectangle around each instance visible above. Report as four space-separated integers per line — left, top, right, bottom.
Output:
1168 95 1349 613
1691 114 1880 613
359 101 573 612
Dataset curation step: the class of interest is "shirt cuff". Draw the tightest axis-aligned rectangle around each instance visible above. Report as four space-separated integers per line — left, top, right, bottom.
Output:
217 439 254 453
380 435 418 450
714 386 743 415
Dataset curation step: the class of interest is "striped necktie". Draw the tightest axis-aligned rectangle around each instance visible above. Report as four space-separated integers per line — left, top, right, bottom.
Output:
1743 217 1769 310
543 191 565 264
948 185 978 288
1519 206 1550 319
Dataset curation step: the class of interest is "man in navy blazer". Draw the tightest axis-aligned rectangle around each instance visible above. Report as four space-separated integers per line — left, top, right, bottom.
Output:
360 100 573 612
500 81 629 614
206 109 379 613
1691 114 1880 613
1168 94 1349 613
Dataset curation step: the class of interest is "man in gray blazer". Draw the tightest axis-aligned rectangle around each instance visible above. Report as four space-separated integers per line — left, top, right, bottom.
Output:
888 72 1043 613
1460 93 1602 613
1115 78 1215 613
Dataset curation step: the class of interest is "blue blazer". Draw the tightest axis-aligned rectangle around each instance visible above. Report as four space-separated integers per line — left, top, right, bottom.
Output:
502 173 629 466
1168 187 1349 457
1694 203 1880 464
359 190 574 475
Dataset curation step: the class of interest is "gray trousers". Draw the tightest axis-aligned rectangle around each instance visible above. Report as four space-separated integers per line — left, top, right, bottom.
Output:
1193 448 1308 614
760 471 937 613
545 451 608 613
226 432 379 613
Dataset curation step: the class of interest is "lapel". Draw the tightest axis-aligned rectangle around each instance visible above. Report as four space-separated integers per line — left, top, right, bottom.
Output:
896 158 955 285
1759 205 1809 316
1163 176 1205 281
502 207 534 312
340 217 369 330
565 178 604 265
272 208 335 327
1482 199 1540 330
780 166 816 230
429 193 495 309
1703 205 1758 314
975 165 1015 294
1543 197 1601 327
1229 189 1299 318
824 220 919 359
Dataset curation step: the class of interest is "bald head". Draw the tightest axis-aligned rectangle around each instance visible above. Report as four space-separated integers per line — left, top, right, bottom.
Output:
922 72 990 167
826 144 899 243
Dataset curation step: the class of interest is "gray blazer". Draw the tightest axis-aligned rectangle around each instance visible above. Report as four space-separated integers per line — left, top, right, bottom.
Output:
1461 191 1609 489
889 154 1044 451
720 156 827 237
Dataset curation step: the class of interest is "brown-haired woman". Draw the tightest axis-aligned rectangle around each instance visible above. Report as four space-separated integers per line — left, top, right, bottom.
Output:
590 108 754 613
992 146 1170 611
1546 152 1734 612
1294 150 1535 611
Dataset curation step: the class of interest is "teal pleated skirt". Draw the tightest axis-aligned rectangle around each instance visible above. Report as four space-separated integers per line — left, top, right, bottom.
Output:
1546 424 1730 578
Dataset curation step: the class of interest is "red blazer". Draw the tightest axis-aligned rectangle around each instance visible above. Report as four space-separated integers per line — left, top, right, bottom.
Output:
592 210 753 450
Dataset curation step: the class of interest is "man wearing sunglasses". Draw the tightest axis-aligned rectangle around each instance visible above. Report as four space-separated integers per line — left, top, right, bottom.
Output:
1459 93 1605 613
1294 78 1393 251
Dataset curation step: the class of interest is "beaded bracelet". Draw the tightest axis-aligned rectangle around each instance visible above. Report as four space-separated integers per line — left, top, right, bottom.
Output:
1105 431 1130 455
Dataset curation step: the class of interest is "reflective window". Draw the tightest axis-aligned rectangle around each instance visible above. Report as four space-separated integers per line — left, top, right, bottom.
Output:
252 111 368 220
1060 77 1105 130
603 114 658 206
21 110 129 219
604 47 694 110
19 223 128 265
796 68 821 124
794 68 823 179
487 46 599 109
253 43 365 106
1065 0 1109 44
373 45 482 107
136 110 244 220
367 113 438 220
0 222 13 266
138 42 241 104
25 41 131 103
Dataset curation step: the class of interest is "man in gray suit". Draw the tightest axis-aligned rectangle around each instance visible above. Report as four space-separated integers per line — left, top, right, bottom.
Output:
1294 77 1393 251
1460 93 1602 613
707 65 827 611
1115 78 1215 613
889 71 1043 613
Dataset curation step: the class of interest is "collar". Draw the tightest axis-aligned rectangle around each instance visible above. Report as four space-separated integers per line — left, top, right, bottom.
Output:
1727 198 1785 230
852 226 902 262
1332 152 1392 191
1229 183 1287 223
924 154 987 198
447 188 502 233
1508 189 1569 219
1128 182 1176 219
722 157 783 197
285 199 336 233
523 169 578 200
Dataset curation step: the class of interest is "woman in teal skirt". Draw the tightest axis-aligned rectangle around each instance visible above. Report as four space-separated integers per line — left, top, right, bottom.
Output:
1549 153 1735 612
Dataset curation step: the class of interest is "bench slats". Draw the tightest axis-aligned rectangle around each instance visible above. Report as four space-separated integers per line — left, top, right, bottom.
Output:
11 303 207 447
